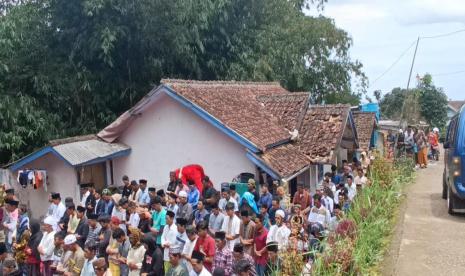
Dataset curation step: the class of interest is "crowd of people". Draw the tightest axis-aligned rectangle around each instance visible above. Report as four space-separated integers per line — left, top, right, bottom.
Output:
388 125 440 167
0 159 372 276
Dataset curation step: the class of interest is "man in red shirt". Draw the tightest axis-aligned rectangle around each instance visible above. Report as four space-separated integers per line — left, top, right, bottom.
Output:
253 214 268 276
292 182 311 210
194 221 216 272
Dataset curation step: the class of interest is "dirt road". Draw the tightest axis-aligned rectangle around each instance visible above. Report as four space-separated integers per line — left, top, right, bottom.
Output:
384 159 465 276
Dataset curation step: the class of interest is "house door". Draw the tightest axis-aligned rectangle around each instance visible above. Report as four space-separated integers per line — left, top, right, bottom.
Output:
77 163 106 191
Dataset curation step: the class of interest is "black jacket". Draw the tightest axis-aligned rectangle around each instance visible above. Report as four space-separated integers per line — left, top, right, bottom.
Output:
75 218 89 248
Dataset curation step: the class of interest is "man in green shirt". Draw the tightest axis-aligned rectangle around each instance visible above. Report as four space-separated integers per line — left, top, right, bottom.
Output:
150 196 167 246
166 246 188 276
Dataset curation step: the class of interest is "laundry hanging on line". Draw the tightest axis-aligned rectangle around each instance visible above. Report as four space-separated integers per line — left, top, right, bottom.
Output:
17 169 47 191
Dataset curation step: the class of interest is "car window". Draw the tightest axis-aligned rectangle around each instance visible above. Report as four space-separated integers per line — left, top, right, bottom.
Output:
450 117 458 147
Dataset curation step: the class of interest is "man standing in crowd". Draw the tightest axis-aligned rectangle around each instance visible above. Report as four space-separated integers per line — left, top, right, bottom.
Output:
218 187 238 212
238 210 255 256
258 184 272 210
188 181 200 210
167 171 178 193
202 176 218 211
121 175 132 199
194 221 215 273
138 179 151 208
266 210 290 250
130 180 141 202
51 193 66 230
268 197 282 226
221 203 240 251
151 196 167 247
232 243 256 276
190 250 211 276
194 200 209 226
293 182 311 210
161 210 178 273
166 246 189 276
85 213 101 246
63 234 85 275
75 206 89 248
253 214 268 276
100 189 114 216
81 242 98 276
176 191 193 224
208 203 224 236
213 231 233 276
39 216 57 276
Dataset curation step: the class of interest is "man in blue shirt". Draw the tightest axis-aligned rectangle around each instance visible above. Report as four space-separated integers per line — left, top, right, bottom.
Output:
331 164 341 185
258 184 272 210
138 179 151 208
188 180 200 210
101 189 114 216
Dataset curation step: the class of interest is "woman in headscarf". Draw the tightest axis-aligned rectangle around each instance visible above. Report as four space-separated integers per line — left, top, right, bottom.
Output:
25 219 43 275
239 191 259 215
141 235 164 276
415 129 428 168
126 227 146 276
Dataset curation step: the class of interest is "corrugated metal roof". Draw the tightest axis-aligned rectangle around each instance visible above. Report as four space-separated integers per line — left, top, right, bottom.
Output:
53 139 130 166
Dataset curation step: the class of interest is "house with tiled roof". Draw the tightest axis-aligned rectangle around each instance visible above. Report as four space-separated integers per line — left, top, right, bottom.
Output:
448 100 465 120
8 79 359 216
352 111 377 151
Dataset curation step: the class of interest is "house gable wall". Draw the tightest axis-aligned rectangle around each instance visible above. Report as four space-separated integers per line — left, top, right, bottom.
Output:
14 153 78 219
113 92 256 190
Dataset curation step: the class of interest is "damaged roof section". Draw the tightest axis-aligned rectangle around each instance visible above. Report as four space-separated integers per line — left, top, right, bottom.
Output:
352 111 377 150
257 92 310 132
297 104 352 164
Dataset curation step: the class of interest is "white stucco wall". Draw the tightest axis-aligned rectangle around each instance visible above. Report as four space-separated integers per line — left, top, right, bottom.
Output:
112 92 257 190
14 153 78 219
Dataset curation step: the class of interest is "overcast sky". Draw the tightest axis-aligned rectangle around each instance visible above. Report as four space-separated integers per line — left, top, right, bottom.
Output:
314 0 465 101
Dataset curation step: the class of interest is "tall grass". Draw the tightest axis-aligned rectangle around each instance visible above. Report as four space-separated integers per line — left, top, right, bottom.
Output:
313 157 415 275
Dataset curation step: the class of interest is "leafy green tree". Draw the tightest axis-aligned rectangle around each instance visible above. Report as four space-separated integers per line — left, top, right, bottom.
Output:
417 74 448 129
379 88 409 120
0 0 365 164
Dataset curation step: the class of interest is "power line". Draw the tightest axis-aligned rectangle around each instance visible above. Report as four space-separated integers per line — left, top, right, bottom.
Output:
372 28 465 85
371 40 417 85
420 28 465 39
432 69 465 77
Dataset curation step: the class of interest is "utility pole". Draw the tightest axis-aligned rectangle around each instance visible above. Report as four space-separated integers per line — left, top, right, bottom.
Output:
394 37 420 159
406 37 420 90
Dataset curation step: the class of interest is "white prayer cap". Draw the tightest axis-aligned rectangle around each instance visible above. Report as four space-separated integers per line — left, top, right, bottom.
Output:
178 191 187 198
275 210 285 218
43 216 56 226
64 234 77 245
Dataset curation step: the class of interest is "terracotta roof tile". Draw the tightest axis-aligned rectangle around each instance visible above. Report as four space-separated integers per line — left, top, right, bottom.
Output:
161 79 291 150
297 105 351 163
352 111 376 150
257 93 310 131
448 100 465 112
260 143 310 178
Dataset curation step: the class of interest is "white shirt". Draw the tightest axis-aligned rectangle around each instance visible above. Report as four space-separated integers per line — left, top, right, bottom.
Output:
81 257 97 276
345 183 357 201
266 224 291 250
218 197 239 212
80 190 90 207
182 236 198 270
128 212 140 228
112 207 127 234
47 203 56 216
161 223 178 261
127 245 146 276
39 230 56 261
94 199 101 214
52 202 66 231
322 196 334 214
190 267 212 276
221 215 241 251
354 175 368 188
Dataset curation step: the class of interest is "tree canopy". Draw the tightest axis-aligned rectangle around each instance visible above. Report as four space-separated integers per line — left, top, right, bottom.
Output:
379 74 448 129
0 0 366 165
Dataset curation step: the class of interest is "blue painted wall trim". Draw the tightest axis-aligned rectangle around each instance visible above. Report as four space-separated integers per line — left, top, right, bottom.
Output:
162 85 261 153
245 151 281 180
10 146 73 171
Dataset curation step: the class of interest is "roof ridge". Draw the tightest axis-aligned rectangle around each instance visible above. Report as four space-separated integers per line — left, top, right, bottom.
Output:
49 134 97 146
161 79 282 86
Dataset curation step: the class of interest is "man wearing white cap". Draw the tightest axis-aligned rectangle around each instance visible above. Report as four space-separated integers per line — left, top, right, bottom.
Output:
63 234 85 276
266 209 290 250
176 191 193 224
38 216 57 276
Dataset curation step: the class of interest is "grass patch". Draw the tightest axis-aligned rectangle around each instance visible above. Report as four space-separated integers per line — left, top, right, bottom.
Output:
313 157 415 275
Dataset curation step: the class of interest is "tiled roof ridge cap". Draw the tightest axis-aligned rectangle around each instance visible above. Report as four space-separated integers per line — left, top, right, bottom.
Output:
160 78 282 86
309 104 351 108
49 134 98 147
